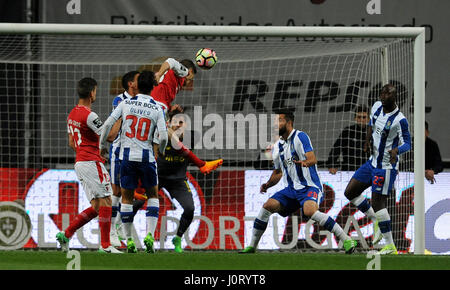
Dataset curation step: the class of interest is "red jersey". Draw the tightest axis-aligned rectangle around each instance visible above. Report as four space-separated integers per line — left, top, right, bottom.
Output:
151 69 185 112
67 105 104 163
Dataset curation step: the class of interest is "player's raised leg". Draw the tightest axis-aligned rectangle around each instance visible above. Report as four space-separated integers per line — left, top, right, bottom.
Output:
57 206 98 252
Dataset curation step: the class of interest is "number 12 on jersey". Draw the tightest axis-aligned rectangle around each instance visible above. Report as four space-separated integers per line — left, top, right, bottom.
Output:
125 115 152 141
69 125 82 147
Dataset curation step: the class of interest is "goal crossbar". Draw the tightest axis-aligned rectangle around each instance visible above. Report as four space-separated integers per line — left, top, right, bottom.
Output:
0 23 424 38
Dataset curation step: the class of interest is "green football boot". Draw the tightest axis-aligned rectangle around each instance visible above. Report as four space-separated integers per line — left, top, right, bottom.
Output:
379 243 398 255
56 231 70 252
144 233 155 253
239 246 256 254
127 238 137 253
343 239 358 254
172 236 183 253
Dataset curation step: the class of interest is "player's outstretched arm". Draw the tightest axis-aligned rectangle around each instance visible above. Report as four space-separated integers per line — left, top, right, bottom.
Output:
106 118 122 143
99 116 116 160
155 60 170 83
99 101 123 155
261 168 282 193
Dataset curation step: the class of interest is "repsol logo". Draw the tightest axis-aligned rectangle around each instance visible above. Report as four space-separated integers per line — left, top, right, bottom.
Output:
232 79 410 113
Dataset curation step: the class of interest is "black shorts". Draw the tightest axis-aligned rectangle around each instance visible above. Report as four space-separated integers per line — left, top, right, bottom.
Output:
159 178 194 210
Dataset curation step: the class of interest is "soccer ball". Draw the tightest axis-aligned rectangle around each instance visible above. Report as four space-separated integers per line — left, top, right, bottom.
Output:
195 48 217 70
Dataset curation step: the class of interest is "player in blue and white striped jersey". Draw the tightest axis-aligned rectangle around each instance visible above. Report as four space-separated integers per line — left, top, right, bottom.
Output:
100 71 168 253
108 71 140 247
240 110 358 254
344 84 411 255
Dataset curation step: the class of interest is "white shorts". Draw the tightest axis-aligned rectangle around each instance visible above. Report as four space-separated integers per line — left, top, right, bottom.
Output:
74 161 113 201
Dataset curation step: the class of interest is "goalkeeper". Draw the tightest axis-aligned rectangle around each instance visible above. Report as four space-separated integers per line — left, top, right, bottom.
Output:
134 111 215 253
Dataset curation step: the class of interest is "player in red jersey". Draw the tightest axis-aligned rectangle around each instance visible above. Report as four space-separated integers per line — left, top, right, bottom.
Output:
151 58 223 175
56 77 121 254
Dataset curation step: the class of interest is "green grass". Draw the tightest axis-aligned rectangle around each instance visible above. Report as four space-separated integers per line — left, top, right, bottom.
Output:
0 250 448 270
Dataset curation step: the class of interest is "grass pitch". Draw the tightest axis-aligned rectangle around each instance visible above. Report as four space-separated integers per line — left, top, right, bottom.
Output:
0 250 449 270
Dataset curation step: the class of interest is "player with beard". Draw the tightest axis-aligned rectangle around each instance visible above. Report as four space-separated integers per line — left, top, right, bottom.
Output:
240 110 358 254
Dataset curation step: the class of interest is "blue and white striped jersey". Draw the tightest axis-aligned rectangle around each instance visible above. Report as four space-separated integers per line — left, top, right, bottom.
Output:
110 91 132 151
272 129 323 192
369 101 411 170
110 93 167 163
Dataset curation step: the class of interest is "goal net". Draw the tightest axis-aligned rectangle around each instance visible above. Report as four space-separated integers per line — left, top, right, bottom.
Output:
0 24 424 253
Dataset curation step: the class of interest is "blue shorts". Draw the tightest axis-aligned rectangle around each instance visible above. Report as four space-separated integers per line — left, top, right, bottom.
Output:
352 160 397 195
270 186 323 217
120 160 158 190
109 146 121 185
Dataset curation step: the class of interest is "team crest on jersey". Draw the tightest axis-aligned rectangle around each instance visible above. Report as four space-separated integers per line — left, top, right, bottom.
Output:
384 121 392 130
283 157 295 166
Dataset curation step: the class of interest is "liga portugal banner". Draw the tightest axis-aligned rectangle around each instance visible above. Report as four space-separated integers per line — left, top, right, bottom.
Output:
1 168 449 254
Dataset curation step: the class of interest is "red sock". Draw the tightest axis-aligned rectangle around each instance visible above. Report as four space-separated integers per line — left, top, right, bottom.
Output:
175 141 206 168
65 207 98 238
98 206 112 249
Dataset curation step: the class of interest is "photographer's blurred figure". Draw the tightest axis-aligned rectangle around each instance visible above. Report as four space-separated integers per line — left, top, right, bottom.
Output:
326 105 370 174
425 121 443 184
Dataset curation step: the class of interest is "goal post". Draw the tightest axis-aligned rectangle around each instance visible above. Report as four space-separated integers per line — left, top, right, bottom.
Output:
0 23 425 254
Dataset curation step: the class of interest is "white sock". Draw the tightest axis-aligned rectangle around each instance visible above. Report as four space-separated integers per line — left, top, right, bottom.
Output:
120 203 133 240
249 208 272 248
112 195 120 207
311 211 349 241
351 195 377 223
146 198 159 236
376 208 394 244
111 195 120 228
